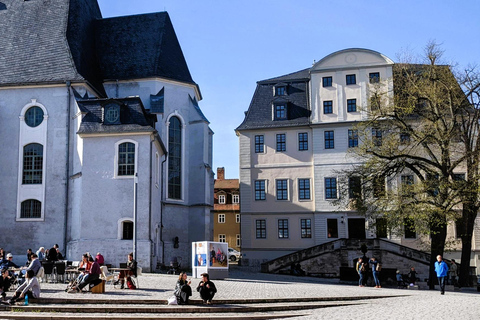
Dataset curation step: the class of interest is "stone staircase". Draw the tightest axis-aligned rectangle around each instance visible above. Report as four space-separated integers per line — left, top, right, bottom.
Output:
0 295 396 319
261 238 431 281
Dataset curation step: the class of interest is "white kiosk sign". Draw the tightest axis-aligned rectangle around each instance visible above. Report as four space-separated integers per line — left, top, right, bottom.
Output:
192 241 229 279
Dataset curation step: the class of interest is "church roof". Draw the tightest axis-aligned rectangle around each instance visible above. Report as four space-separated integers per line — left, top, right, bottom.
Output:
77 97 156 135
96 12 194 84
0 0 195 96
0 0 85 86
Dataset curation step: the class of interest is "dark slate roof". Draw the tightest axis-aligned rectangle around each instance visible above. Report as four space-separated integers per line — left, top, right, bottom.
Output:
96 12 194 84
189 95 209 123
236 69 311 131
0 0 196 95
258 68 311 84
67 0 105 96
0 0 84 85
77 97 156 135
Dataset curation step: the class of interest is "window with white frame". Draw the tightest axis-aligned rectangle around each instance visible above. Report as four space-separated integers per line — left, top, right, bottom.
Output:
276 179 288 200
255 180 266 200
236 214 240 223
218 234 226 242
20 199 41 219
218 194 226 204
301 219 311 238
298 179 310 200
118 142 135 176
298 132 308 151
168 116 182 199
233 194 239 204
256 219 266 238
255 135 264 153
23 143 43 184
325 177 337 199
218 214 225 223
276 134 286 152
278 219 289 238
236 234 241 247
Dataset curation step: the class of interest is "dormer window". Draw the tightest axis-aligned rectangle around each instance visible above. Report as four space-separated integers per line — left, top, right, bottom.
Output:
274 103 287 120
276 86 286 96
103 103 121 125
274 83 287 96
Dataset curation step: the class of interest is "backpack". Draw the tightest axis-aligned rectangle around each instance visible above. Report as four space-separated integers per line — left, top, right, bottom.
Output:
126 276 136 289
360 263 366 272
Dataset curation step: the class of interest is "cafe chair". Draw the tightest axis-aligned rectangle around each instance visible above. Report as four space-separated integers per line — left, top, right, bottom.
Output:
55 261 66 283
132 266 142 288
36 267 45 283
100 266 115 285
42 262 55 283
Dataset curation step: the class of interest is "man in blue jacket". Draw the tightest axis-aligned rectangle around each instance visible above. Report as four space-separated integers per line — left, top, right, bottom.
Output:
434 255 449 295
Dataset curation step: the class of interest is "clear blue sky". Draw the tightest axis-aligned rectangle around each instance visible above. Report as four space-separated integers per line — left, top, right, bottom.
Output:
98 0 480 179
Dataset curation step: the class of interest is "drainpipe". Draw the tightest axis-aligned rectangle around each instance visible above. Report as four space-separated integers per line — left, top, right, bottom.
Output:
160 156 167 265
63 81 72 258
148 136 153 271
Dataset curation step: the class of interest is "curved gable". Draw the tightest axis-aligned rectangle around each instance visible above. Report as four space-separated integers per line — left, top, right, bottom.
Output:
312 48 394 71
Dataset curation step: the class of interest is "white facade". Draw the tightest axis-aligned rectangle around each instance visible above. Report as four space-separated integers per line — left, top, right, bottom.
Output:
238 48 480 268
0 2 214 271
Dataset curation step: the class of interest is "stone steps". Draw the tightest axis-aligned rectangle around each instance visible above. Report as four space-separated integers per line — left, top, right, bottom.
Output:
0 295 395 319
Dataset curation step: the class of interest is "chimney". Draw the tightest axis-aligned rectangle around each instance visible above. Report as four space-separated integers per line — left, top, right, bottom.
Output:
217 167 225 180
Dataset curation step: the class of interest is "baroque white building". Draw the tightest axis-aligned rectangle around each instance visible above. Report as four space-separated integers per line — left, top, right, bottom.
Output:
0 0 213 271
236 48 480 268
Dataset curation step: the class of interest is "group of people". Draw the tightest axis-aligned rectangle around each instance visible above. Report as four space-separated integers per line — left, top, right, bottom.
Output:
174 272 217 305
0 249 44 304
395 267 418 288
0 254 42 305
34 244 64 262
67 253 103 293
356 256 382 288
358 254 455 295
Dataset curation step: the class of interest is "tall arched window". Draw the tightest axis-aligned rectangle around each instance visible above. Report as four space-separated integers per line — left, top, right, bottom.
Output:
168 116 182 199
23 143 43 184
21 199 42 218
118 142 135 176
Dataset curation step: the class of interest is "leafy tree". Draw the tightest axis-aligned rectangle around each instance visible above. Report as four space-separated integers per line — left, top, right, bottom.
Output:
336 42 479 288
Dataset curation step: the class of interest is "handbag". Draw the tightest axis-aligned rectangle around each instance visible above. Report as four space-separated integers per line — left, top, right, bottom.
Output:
168 295 178 305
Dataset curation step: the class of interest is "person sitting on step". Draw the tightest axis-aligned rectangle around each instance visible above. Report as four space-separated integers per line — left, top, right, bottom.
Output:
196 273 216 304
8 270 40 305
174 272 192 304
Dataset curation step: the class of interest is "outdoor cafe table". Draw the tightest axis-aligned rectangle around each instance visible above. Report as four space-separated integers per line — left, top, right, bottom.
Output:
65 267 82 281
109 268 130 281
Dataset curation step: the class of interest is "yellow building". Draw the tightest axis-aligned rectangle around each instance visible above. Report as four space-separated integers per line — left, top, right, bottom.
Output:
213 168 241 255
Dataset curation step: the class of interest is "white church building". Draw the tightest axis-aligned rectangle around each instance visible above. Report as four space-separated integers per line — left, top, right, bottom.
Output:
0 0 214 271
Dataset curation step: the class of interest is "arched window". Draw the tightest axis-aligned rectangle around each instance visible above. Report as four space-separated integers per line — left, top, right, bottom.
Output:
24 106 44 127
23 143 43 184
123 221 134 240
168 116 182 199
21 199 41 218
118 142 135 176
